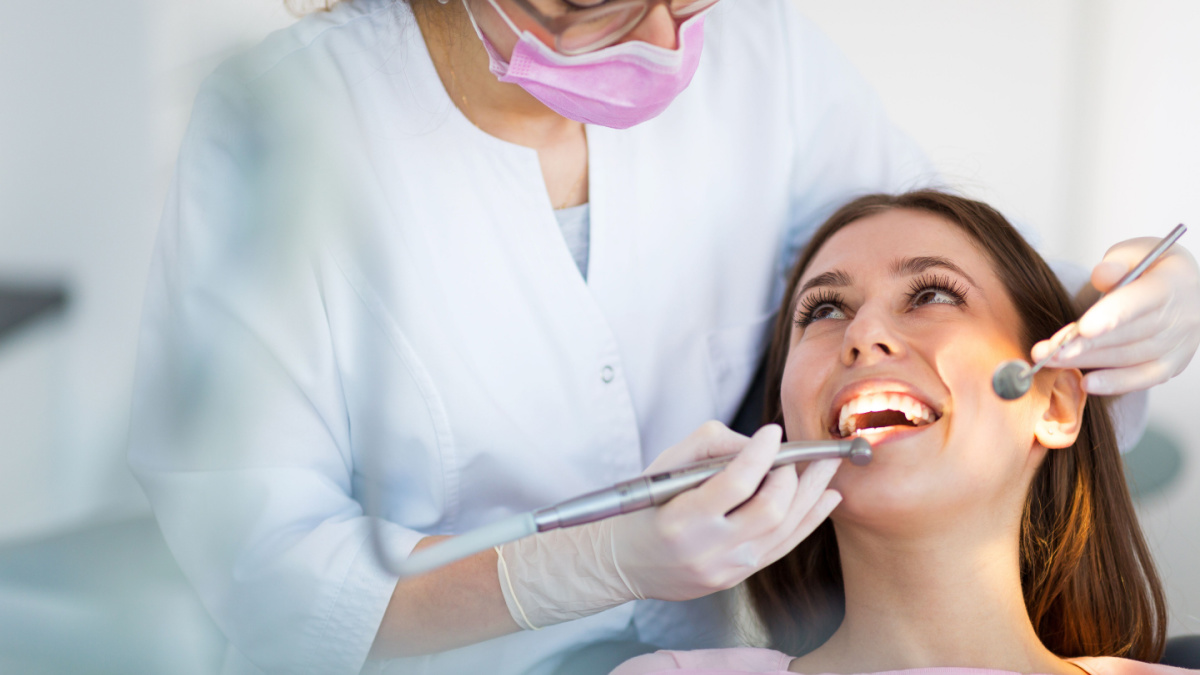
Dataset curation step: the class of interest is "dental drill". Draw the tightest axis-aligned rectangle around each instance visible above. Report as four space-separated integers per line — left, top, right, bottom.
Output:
375 438 872 579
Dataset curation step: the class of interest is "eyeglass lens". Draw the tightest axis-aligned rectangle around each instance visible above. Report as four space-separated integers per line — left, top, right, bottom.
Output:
556 0 718 54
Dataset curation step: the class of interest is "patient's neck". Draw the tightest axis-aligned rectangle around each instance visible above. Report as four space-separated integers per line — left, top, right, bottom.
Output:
789 519 1077 675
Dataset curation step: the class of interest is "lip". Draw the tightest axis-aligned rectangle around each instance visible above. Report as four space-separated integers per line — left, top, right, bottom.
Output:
826 378 944 440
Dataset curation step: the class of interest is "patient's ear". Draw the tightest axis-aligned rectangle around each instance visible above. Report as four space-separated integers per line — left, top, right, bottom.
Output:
1034 368 1086 449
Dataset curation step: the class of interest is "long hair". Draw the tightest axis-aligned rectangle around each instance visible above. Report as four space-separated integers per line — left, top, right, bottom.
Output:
745 191 1167 661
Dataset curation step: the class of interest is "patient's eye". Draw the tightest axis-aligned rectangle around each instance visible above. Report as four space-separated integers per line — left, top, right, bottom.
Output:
908 274 967 308
795 290 847 327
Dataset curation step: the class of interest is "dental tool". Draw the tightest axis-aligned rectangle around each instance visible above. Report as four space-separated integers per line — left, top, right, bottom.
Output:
378 438 871 578
992 223 1187 401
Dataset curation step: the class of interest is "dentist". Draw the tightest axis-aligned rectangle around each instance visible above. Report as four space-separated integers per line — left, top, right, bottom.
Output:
128 0 1200 673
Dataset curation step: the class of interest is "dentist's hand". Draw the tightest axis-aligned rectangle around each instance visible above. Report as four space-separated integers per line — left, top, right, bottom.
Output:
1034 237 1200 395
494 422 842 629
611 422 842 602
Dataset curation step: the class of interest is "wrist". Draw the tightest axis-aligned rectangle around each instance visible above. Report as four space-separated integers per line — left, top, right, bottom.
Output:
495 519 639 629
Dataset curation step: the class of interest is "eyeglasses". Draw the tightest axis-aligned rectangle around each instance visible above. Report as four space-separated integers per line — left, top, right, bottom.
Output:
498 0 719 55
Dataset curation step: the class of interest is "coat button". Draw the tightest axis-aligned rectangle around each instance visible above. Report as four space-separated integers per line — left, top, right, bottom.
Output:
601 365 615 383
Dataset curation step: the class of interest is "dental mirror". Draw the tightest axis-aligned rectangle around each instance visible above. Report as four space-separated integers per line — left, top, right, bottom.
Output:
991 223 1186 401
992 359 1035 401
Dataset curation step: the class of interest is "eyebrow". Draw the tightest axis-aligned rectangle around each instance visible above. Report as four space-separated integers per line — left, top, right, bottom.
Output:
797 269 853 296
796 255 980 298
890 256 980 289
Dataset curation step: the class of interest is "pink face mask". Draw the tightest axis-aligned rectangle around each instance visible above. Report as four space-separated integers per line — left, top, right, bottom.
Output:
462 0 708 129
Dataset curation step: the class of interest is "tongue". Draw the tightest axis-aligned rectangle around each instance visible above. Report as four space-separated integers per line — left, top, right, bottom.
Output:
854 410 913 431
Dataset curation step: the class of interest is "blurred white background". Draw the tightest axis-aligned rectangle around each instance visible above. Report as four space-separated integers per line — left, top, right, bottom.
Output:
0 0 1196 670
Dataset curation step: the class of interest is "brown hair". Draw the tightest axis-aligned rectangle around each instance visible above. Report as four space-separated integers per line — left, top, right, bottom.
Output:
745 191 1167 661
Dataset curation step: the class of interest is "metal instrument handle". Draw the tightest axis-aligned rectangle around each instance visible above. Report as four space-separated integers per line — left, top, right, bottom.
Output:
1112 224 1186 292
532 438 870 531
1029 223 1187 377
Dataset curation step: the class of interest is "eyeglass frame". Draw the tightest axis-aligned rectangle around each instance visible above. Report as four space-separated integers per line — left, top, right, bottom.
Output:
491 0 719 55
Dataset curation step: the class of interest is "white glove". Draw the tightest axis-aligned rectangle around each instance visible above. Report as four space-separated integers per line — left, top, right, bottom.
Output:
495 518 634 630
1035 237 1200 395
496 423 842 629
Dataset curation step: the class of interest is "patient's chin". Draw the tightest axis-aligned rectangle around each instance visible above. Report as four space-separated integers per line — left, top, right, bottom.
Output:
830 469 984 536
834 489 937 530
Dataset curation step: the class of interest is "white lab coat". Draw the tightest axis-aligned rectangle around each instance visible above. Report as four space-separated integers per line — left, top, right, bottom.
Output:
129 0 938 673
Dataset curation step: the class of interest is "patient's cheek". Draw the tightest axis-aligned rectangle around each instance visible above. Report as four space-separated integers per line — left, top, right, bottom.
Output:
779 383 813 440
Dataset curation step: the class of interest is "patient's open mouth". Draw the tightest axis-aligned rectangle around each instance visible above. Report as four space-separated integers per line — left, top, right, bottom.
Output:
834 392 940 438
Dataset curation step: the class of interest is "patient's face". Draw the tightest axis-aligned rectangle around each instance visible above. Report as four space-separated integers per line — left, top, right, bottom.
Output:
781 210 1048 533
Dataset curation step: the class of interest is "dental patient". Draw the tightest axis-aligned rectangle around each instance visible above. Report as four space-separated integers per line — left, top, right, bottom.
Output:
613 191 1189 674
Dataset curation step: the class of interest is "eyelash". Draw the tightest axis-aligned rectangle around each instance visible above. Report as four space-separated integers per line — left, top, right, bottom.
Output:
907 273 969 308
794 290 845 328
792 274 968 328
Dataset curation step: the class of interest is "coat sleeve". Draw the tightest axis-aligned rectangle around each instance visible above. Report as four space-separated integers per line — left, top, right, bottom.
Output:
128 69 419 674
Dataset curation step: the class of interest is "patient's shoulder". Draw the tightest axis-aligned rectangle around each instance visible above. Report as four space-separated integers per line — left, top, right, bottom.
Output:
610 647 793 674
1071 656 1199 675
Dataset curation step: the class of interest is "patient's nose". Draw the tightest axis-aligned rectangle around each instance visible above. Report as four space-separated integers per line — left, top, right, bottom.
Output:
841 304 905 366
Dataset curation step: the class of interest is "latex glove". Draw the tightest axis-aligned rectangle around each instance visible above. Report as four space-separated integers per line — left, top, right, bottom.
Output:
611 422 843 602
495 422 842 629
1034 237 1200 395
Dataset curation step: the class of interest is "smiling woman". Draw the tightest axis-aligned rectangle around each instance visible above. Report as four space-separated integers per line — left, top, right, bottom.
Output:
754 192 1166 663
611 191 1173 674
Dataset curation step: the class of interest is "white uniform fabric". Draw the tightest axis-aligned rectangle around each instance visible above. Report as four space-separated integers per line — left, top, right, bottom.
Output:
129 0 940 673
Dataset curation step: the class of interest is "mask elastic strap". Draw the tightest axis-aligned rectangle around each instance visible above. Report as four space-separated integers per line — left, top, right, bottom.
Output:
462 0 525 41
462 0 517 74
461 0 488 39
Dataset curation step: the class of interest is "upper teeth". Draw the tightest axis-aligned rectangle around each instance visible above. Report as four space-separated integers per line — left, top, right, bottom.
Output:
838 392 937 437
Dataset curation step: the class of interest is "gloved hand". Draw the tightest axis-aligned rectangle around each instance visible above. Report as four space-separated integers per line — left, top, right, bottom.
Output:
610 422 842 602
1034 237 1200 395
495 422 842 629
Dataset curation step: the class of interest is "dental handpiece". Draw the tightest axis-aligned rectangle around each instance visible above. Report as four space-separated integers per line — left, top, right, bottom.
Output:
385 437 871 578
530 437 872 532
